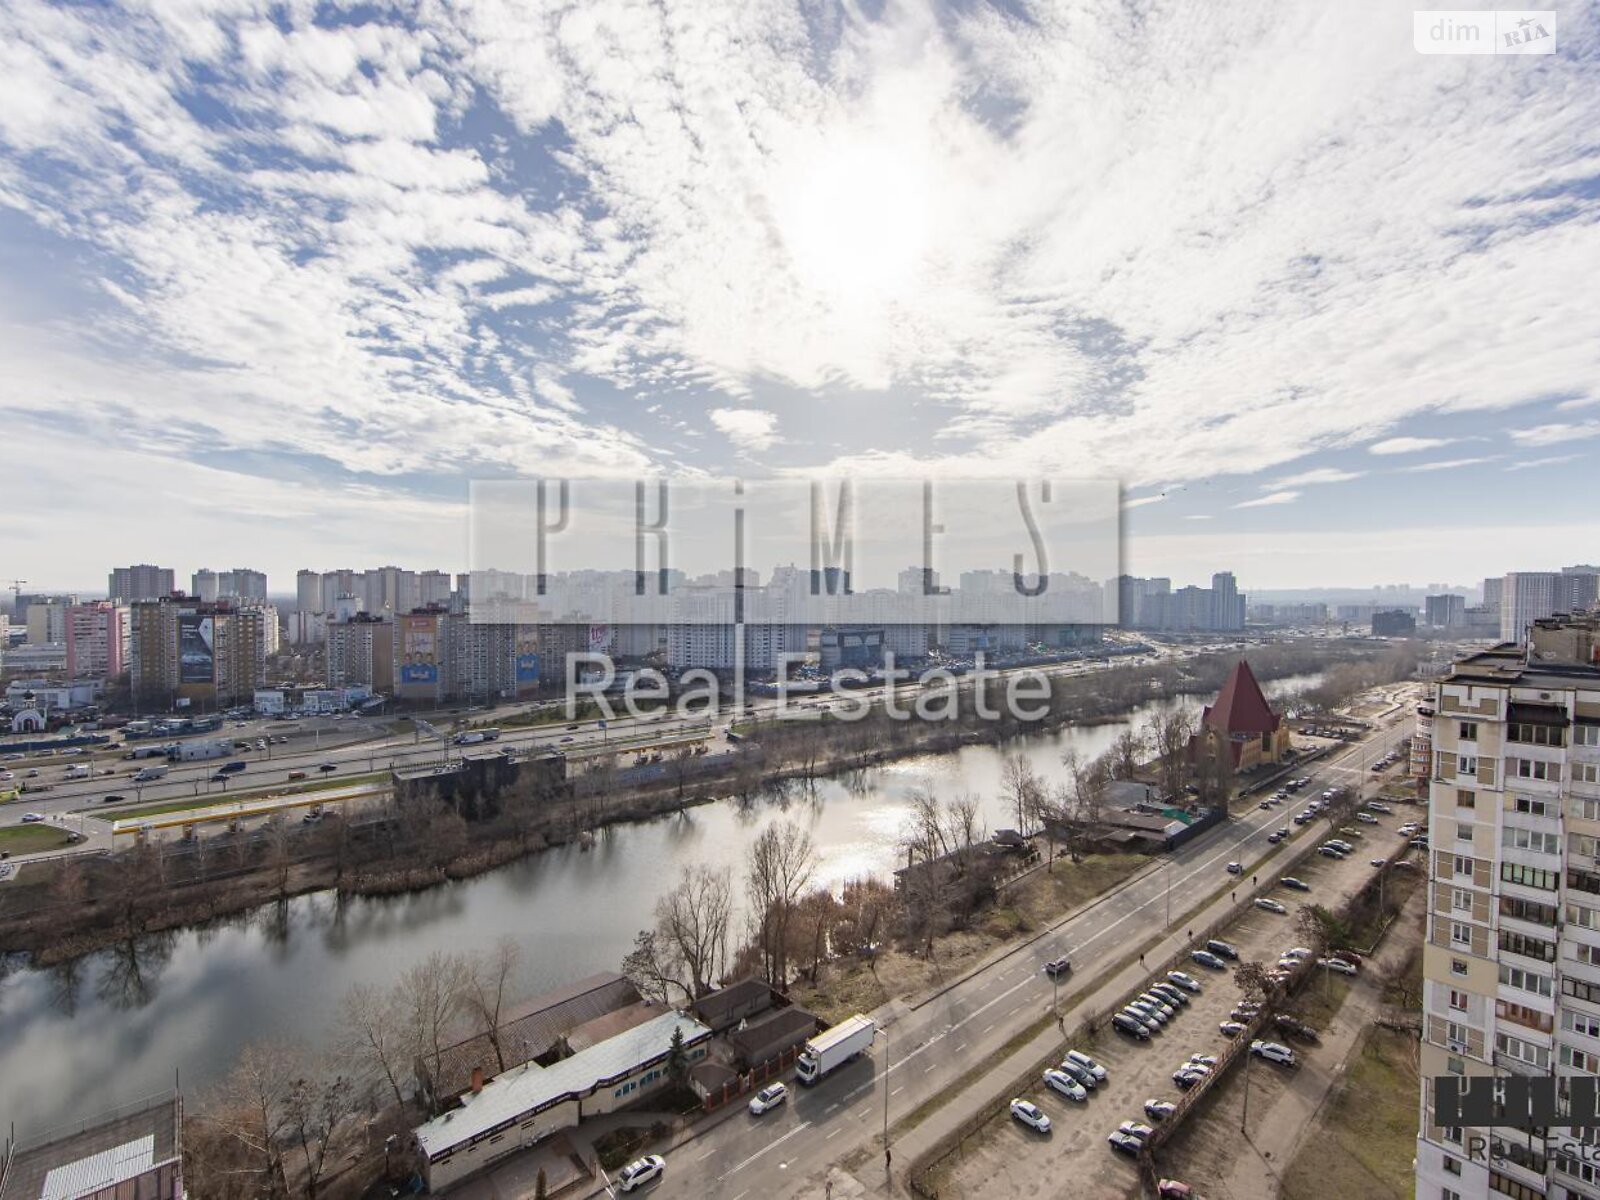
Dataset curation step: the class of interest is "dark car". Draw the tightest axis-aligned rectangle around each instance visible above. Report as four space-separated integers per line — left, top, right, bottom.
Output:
1172 1069 1205 1091
1205 939 1239 960
1191 949 1227 970
1044 955 1073 979
1057 1061 1097 1090
102 794 125 803
1280 877 1310 891
318 763 337 773
1112 1013 1152 1040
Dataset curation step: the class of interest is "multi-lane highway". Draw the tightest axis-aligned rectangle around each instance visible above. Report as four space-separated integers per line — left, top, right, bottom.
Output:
642 694 1417 1200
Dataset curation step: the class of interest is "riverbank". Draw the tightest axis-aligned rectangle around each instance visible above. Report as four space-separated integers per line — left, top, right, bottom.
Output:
0 642 1403 964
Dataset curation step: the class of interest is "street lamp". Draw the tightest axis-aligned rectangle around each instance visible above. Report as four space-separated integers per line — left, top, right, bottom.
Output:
881 1028 891 1172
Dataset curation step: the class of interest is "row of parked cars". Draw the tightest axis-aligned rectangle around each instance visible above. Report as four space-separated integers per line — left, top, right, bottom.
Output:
1110 973 1201 1040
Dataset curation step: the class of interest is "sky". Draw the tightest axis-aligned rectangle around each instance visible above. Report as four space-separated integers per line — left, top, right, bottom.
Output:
1 0 1597 594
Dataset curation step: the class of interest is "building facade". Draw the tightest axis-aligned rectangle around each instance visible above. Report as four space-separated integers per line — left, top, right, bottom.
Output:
1415 619 1600 1200
325 613 395 692
65 602 130 680
1427 594 1468 629
1501 572 1561 642
108 564 175 604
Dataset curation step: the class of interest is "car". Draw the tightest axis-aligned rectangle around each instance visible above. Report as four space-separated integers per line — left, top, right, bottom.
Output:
1206 939 1239 960
1219 1021 1247 1038
1057 1060 1098 1090
617 1154 666 1192
560 735 576 743
210 771 231 783
1280 877 1310 891
1367 801 1393 814
1230 1005 1263 1023
234 721 247 728
1145 1099 1178 1122
1167 971 1203 993
1117 1120 1155 1142
1254 898 1287 914
1370 857 1389 868
1228 860 1245 872
1150 983 1188 1007
1251 1040 1297 1066
1258 801 1272 810
1158 1181 1196 1200
1112 1013 1152 1040
1127 1002 1168 1026
302 809 324 825
1318 957 1359 976
1010 1098 1051 1132
1282 947 1313 960
1266 831 1283 844
1321 789 1336 800
25 769 39 777
1043 955 1073 978
1276 956 1303 971
1265 968 1293 986
1327 839 1355 852
1277 826 1291 838
1294 813 1313 825
1043 1068 1088 1102
1172 1068 1206 1091
0 771 11 781
748 1083 788 1115
1185 1053 1218 1067
1176 1062 1212 1082
1411 837 1429 849
1356 813 1379 824
1191 950 1227 970
318 763 337 773
1275 1015 1320 1041
1319 846 1346 859
1138 993 1176 1016
20 812 45 823
1107 1129 1143 1155
102 794 124 803
1391 859 1417 871
1064 1050 1108 1081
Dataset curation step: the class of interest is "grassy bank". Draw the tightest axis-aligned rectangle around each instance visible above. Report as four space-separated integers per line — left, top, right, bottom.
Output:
0 825 76 854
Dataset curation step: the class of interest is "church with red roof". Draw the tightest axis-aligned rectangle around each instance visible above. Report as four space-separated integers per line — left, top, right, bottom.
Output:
1191 659 1292 770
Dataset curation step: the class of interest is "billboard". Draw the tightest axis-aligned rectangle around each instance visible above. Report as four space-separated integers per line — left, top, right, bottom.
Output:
588 623 611 654
515 629 540 687
179 614 215 684
515 654 540 685
399 615 439 686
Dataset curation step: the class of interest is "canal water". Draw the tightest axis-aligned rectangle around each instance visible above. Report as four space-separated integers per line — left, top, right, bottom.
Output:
0 674 1319 1132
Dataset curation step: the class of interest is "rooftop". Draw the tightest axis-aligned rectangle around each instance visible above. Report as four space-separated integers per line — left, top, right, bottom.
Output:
1200 660 1281 736
414 1010 711 1160
0 1093 180 1200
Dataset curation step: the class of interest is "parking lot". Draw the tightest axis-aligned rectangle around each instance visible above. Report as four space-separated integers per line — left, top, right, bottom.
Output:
934 800 1423 1200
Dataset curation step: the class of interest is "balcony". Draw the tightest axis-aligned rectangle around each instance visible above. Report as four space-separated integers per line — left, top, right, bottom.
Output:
1492 1050 1546 1076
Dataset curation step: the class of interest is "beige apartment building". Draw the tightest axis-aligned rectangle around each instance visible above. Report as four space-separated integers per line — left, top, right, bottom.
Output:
1417 615 1600 1200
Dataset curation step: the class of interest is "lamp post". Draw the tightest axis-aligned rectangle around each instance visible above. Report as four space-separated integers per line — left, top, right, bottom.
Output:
882 1028 891 1172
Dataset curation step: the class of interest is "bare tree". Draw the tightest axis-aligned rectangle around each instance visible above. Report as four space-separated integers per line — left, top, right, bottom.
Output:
463 937 524 1071
200 1040 299 1197
398 950 469 1109
999 755 1045 836
1109 727 1146 780
621 928 689 1006
1234 960 1271 1004
789 887 842 983
1150 709 1195 802
283 1071 357 1199
337 982 410 1110
1057 749 1110 863
655 865 734 1001
745 819 817 989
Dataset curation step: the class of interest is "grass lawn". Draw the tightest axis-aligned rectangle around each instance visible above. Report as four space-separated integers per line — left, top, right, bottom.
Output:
1281 1026 1420 1200
0 824 76 854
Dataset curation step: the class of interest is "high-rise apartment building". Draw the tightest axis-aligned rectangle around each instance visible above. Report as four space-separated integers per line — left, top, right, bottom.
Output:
109 564 175 604
325 613 395 692
129 598 267 708
1426 593 1467 629
1560 565 1600 615
191 569 220 602
218 568 268 601
1483 576 1504 614
296 569 322 613
1415 615 1600 1200
65 602 130 680
25 599 67 645
1501 572 1562 642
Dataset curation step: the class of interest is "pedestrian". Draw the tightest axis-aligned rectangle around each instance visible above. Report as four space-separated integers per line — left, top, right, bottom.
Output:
886 1147 893 1170
1138 953 1145 967
1231 890 1236 903
1253 874 1258 886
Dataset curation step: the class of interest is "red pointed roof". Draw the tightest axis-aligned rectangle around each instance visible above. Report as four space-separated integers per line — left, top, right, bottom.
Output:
1200 659 1280 736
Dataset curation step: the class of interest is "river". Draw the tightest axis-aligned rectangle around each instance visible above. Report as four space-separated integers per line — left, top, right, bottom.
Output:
0 672 1321 1133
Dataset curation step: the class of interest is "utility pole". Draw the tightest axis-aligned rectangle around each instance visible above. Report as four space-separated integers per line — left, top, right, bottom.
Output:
881 1028 891 1171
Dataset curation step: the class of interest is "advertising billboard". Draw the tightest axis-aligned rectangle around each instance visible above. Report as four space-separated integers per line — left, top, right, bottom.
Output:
178 614 215 684
399 615 439 685
587 623 611 654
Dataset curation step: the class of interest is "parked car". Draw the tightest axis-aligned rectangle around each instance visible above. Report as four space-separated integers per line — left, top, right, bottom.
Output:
1280 877 1310 891
1205 939 1239 960
1319 846 1346 859
1356 812 1379 824
748 1083 788 1115
1282 947 1313 960
1331 949 1364 966
617 1154 666 1192
1113 1013 1152 1040
1158 1181 1196 1200
1219 1021 1247 1038
1258 801 1272 810
20 812 45 823
1275 1015 1321 1042
1043 955 1073 979
1185 1053 1218 1067
1010 1098 1051 1133
1064 1050 1108 1082
1127 1001 1169 1027
1043 1068 1088 1102
1172 1068 1206 1091
1251 1040 1297 1066
1254 898 1287 914
1228 860 1245 872
1107 1129 1143 1155
1167 971 1203 993
1138 994 1176 1018
1318 957 1359 976
1151 983 1189 1007
1145 1099 1178 1122
1057 1060 1098 1090
1191 950 1227 970
1117 1120 1155 1143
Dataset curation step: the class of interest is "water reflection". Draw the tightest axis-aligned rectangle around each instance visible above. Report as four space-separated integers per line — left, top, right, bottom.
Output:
0 674 1317 1133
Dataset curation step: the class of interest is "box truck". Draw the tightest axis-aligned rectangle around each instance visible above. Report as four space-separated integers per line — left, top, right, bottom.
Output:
132 765 169 783
796 1014 876 1085
174 738 235 762
63 764 92 780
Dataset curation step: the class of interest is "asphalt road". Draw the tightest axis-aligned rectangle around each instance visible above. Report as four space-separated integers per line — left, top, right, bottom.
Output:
640 700 1417 1200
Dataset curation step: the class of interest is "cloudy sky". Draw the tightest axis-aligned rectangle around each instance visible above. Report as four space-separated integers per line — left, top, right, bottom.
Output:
2 0 1596 594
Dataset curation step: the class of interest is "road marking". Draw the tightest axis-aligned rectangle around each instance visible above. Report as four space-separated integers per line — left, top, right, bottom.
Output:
924 1062 938 1073
825 1103 839 1114
892 1085 905 1096
982 1022 996 1034
716 1124 812 1181
826 1127 843 1139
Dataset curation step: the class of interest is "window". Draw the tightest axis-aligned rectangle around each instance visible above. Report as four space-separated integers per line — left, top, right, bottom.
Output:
1511 757 1561 782
1458 789 1476 808
1575 762 1600 785
1498 963 1553 997
1452 958 1469 976
1561 1044 1600 1072
1459 754 1478 776
1496 1031 1551 1068
1501 862 1558 890
1460 722 1479 741
1502 826 1560 855
1455 854 1475 877
1449 988 1468 1011
1566 977 1600 1005
1564 1009 1600 1040
1509 722 1566 747
1458 821 1474 842
1446 1021 1470 1046
1442 1186 1462 1200
1569 902 1600 930
1489 1170 1544 1200
1447 1055 1465 1074
1503 895 1560 924
1576 724 1600 748
1574 833 1600 860
1499 930 1557 962
1568 942 1600 967
1451 922 1473 947
1570 868 1600 896
1442 1154 1461 1176
1443 1126 1462 1144
1453 888 1473 912
1513 795 1551 817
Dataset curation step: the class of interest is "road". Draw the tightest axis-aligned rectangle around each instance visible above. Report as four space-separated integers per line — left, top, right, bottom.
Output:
642 693 1418 1200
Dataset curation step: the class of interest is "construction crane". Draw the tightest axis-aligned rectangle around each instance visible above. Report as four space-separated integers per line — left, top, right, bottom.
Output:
6 579 25 616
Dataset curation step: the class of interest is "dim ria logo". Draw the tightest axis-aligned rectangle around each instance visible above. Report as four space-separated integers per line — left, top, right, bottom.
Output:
1435 1074 1600 1128
1414 10 1555 54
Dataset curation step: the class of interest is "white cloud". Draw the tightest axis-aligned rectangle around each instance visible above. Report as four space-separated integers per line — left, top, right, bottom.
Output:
1234 490 1300 509
1367 437 1456 456
709 408 781 453
1401 456 1497 472
1505 454 1581 471
1268 467 1364 487
1509 422 1600 448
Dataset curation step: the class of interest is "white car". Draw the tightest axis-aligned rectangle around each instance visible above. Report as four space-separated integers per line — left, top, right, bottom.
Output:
1043 1068 1088 1102
1318 957 1359 976
1064 1050 1108 1082
748 1083 788 1115
20 812 45 823
617 1154 666 1192
1282 947 1313 960
1167 971 1203 994
1010 1098 1051 1132
1254 898 1287 914
1356 813 1379 824
1250 1040 1297 1066
1185 1053 1218 1068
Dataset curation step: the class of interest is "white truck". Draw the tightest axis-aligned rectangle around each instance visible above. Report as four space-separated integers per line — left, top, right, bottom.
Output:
63 764 91 780
132 765 169 783
174 737 234 762
796 1014 877 1085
